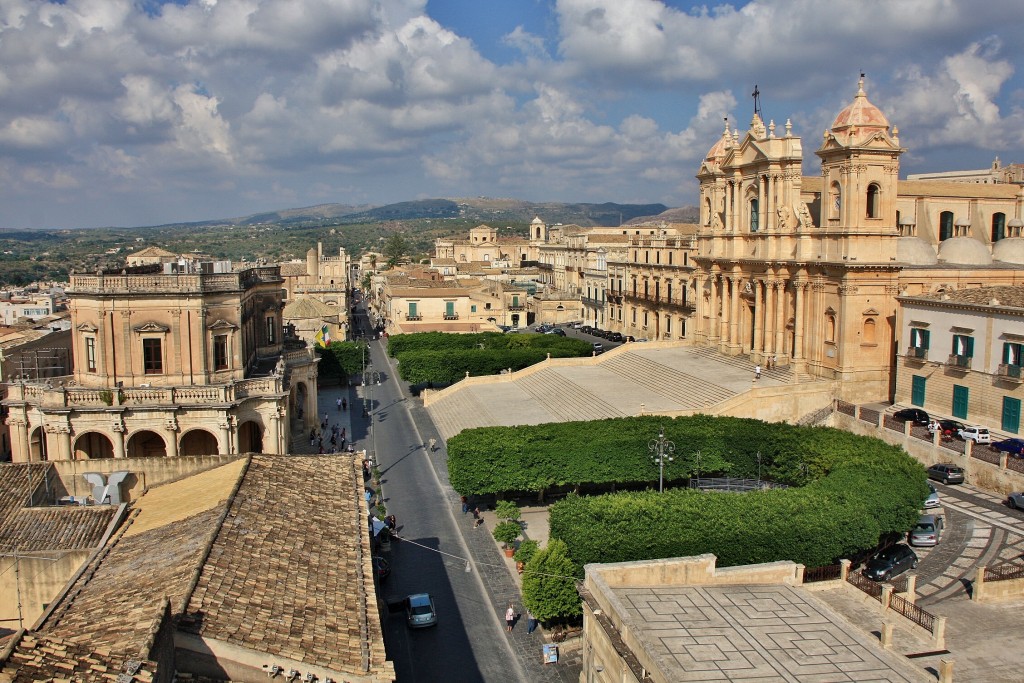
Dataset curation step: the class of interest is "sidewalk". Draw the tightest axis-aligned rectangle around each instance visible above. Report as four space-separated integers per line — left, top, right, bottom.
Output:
380 339 583 683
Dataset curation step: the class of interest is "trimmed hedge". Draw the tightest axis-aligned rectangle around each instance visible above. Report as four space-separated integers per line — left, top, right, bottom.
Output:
388 331 592 384
315 341 368 381
450 415 929 569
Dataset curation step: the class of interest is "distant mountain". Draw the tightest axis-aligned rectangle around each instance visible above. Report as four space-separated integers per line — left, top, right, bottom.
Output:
624 206 700 225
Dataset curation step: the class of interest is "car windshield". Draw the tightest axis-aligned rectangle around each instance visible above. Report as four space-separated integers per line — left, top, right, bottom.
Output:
949 467 963 474
411 604 432 615
915 523 935 532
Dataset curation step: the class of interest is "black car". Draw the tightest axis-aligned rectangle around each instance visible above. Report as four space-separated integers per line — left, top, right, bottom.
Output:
864 543 918 581
581 325 594 334
927 463 965 485
373 555 391 581
992 438 1024 458
608 332 624 342
893 408 929 425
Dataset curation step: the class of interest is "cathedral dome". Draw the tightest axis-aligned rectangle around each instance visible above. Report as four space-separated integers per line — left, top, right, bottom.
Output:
993 237 1024 265
704 120 733 164
896 237 938 265
937 237 992 266
831 77 890 133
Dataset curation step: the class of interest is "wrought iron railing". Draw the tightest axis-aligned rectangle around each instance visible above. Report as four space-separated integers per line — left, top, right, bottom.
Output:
888 593 936 633
803 564 842 583
846 571 883 600
984 563 1024 582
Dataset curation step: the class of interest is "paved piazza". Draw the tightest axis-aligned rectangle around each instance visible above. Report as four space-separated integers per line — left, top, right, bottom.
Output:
613 584 927 682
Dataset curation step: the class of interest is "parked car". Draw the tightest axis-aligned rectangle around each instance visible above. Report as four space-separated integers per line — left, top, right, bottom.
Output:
929 419 965 439
624 335 636 342
992 438 1024 458
545 328 566 336
927 463 965 485
1006 491 1024 510
592 342 604 354
608 332 623 342
908 514 944 547
405 593 438 628
958 425 991 444
373 555 391 581
864 543 918 581
893 408 930 425
581 325 593 334
571 321 583 329
923 483 941 509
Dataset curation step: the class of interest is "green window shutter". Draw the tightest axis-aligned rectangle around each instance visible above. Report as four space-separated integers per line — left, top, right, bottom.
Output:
408 302 417 317
446 301 454 316
1005 342 1012 365
966 336 974 358
920 329 930 350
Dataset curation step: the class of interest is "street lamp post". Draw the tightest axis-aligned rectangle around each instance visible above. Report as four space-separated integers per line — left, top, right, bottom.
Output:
648 427 675 494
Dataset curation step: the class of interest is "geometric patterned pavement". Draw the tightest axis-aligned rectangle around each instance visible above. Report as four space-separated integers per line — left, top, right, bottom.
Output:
614 584 928 681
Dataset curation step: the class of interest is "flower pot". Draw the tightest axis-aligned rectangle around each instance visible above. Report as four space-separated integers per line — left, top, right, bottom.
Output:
504 548 515 558
516 561 525 574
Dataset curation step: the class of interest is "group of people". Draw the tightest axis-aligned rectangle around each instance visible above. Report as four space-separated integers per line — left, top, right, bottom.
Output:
309 406 350 454
504 602 538 634
754 355 779 380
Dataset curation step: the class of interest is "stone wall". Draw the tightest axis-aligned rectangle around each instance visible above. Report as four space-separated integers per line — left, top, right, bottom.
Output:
51 454 244 502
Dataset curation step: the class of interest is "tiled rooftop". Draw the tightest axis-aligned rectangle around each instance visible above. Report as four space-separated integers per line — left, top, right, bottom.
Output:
906 285 1024 309
0 506 116 552
184 455 384 675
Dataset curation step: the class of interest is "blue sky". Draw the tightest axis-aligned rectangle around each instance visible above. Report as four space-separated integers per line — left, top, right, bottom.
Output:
1 0 1023 229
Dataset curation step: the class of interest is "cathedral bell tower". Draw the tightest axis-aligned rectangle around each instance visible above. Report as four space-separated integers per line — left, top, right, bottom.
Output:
816 76 905 244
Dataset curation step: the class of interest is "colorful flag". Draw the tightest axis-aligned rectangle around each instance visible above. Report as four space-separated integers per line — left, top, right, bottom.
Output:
315 324 331 347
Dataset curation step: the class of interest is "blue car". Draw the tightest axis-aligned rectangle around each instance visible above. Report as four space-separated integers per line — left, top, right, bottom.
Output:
992 438 1024 458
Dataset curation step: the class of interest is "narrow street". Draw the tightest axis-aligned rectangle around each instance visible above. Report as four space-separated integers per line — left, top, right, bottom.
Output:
341 302 526 682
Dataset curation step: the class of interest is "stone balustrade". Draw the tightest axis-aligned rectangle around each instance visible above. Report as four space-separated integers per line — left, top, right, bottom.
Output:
5 375 285 408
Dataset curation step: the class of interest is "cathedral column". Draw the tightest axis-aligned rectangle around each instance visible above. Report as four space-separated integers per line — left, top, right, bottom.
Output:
753 280 764 357
793 281 806 361
693 275 704 342
269 410 282 455
708 273 719 342
774 280 786 359
719 276 731 345
724 184 732 232
729 276 741 350
767 174 776 230
59 425 72 461
9 417 29 463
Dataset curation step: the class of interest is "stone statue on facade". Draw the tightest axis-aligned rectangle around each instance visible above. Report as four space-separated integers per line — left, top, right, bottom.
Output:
797 203 816 230
777 205 799 231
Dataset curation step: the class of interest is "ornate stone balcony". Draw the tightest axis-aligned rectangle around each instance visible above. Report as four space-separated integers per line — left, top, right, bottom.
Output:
68 266 282 295
946 354 971 370
998 363 1023 382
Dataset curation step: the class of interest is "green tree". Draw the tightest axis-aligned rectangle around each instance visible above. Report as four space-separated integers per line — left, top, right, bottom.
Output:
522 539 582 622
383 233 407 266
493 521 522 549
316 341 367 381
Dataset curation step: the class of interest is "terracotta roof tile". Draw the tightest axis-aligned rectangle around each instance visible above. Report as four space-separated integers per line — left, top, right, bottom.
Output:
184 456 383 674
0 506 116 552
904 284 1024 310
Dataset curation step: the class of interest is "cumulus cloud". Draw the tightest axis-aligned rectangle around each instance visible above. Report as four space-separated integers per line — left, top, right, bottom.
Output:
0 0 1022 228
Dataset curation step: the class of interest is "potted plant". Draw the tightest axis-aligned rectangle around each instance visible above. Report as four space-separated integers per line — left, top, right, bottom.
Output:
494 500 521 523
514 539 539 573
493 521 521 558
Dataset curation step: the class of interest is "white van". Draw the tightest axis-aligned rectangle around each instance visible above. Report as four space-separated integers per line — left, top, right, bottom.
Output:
958 425 991 444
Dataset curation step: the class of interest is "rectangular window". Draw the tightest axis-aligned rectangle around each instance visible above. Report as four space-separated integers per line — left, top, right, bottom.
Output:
470 305 477 313
445 301 455 316
266 316 275 343
631 308 637 324
666 316 672 334
214 334 228 370
85 336 97 373
408 302 418 317
910 328 930 350
143 338 163 374
1004 342 1024 367
952 334 974 358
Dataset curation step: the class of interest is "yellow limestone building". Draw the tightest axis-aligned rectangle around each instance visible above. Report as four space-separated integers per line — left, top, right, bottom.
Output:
692 77 1024 402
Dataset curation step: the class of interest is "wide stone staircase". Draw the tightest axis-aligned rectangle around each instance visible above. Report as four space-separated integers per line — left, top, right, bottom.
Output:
598 353 734 410
687 346 817 383
514 372 625 423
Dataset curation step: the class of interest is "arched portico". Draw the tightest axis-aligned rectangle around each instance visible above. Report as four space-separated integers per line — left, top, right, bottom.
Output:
28 426 47 461
180 429 220 456
238 420 264 454
126 430 167 458
74 432 114 460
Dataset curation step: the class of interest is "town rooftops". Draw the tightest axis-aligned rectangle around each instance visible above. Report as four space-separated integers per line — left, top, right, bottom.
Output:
900 285 1024 310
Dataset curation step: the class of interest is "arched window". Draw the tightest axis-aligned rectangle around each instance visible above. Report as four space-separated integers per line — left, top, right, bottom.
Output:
826 315 837 343
750 198 759 232
863 318 876 344
992 212 1007 242
939 211 954 241
866 183 880 218
829 182 842 219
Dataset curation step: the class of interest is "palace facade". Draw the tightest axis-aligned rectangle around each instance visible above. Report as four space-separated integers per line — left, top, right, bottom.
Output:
2 259 318 462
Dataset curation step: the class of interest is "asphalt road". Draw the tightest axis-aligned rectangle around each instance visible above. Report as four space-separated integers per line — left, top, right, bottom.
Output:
351 306 524 683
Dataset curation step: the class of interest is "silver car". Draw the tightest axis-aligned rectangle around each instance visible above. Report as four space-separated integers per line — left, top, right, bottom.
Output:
1007 492 1024 510
405 593 437 628
908 514 944 547
923 483 940 509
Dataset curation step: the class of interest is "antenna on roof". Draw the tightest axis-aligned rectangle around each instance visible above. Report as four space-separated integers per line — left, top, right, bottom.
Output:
752 85 762 120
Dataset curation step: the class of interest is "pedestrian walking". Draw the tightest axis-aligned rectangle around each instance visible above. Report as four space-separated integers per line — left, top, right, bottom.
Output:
330 435 337 449
754 364 761 380
428 437 437 452
323 412 329 423
317 444 324 454
340 438 346 451
527 610 538 634
461 495 469 514
341 427 346 439
472 507 480 520
342 398 347 411
386 514 397 530
505 603 515 632
336 397 343 411
771 354 777 369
